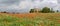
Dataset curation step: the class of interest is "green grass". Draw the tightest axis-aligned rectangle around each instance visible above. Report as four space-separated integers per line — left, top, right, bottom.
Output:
0 14 60 26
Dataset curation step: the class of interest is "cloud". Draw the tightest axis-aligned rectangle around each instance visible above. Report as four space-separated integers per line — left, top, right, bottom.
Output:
57 0 60 4
19 0 34 9
0 0 19 6
0 0 60 13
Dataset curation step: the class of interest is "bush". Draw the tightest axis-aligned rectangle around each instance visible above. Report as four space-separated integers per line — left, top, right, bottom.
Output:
41 7 51 13
29 9 34 13
41 7 55 13
56 10 59 12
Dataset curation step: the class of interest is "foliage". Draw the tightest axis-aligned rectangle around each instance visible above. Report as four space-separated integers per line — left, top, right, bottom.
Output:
29 7 55 13
57 10 59 12
29 9 34 13
41 7 51 13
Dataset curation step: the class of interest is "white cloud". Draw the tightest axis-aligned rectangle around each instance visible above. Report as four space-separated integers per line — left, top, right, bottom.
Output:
19 1 29 9
18 1 33 9
0 0 60 12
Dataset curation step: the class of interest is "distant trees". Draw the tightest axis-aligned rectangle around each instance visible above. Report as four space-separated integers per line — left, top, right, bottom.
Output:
1 11 7 13
41 7 50 13
41 7 55 13
29 7 55 13
29 9 34 13
56 10 59 12
0 11 20 14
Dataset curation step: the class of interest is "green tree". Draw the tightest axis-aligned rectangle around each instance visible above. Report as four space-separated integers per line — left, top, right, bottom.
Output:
29 9 34 13
57 10 59 12
41 7 51 13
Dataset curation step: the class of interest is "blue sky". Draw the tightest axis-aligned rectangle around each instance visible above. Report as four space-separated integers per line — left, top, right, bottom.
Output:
0 0 60 13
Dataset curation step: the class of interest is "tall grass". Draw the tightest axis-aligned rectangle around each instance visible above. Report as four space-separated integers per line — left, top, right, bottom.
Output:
0 14 60 26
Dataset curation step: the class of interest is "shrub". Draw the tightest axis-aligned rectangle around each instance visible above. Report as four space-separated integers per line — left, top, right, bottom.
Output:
29 9 34 13
41 7 51 13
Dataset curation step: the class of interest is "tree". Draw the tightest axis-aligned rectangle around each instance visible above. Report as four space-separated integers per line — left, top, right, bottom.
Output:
41 7 51 13
57 10 59 12
2 11 7 13
29 9 34 13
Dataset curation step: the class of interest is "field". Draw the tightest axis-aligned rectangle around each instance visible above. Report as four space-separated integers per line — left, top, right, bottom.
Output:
0 13 60 26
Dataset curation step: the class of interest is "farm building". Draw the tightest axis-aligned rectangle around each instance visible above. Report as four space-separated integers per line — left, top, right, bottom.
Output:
34 7 40 13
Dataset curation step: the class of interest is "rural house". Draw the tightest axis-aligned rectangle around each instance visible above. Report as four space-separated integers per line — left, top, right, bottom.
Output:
34 7 40 13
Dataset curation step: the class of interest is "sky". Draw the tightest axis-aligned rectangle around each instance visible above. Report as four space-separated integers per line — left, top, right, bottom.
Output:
0 0 60 13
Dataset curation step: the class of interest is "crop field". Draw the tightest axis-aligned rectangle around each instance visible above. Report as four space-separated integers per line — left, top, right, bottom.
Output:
0 13 60 26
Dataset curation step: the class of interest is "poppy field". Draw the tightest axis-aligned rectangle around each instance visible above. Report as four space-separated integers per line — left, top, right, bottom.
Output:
0 13 60 26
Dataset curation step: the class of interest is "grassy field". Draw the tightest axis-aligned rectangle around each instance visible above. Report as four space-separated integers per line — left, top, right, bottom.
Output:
0 13 60 26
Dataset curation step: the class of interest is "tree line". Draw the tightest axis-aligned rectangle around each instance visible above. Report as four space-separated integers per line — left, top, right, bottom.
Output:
29 7 59 13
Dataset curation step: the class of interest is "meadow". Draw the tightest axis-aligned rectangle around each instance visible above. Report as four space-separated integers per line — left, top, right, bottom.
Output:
0 13 60 26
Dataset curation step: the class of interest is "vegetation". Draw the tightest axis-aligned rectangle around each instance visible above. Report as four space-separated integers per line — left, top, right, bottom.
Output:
0 13 60 26
29 7 55 13
29 9 34 13
56 10 59 12
41 7 55 13
41 7 51 13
